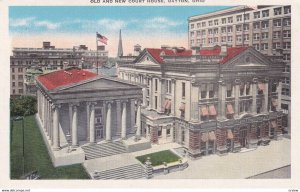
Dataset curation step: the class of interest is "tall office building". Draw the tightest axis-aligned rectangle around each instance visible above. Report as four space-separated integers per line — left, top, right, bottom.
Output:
188 5 291 134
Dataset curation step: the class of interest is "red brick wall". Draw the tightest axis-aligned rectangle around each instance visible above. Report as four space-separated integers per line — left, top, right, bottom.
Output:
189 130 200 151
216 128 227 146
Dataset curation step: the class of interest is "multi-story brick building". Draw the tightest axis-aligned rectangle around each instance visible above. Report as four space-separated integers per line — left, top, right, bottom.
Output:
117 45 285 158
10 41 108 96
188 5 291 134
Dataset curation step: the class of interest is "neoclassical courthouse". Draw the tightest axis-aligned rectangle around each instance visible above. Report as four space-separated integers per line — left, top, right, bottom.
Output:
36 44 285 166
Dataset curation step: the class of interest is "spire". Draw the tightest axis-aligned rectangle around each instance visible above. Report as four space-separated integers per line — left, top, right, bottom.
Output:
117 29 123 57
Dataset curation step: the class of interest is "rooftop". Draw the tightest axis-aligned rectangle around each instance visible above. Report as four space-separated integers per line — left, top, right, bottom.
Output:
37 67 98 90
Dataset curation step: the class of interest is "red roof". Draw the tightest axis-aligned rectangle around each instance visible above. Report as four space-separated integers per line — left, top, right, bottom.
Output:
37 68 97 90
144 46 248 64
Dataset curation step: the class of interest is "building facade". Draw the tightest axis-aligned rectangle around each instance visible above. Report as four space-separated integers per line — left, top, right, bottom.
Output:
10 41 108 96
188 5 291 133
36 68 143 153
117 45 285 157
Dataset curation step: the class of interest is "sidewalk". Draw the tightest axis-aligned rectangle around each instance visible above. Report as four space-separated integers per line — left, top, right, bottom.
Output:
155 138 291 179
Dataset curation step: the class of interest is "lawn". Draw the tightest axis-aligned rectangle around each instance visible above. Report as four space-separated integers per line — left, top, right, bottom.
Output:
136 150 180 166
10 115 90 179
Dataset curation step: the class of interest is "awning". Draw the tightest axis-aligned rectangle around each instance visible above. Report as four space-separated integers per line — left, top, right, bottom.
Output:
227 129 234 139
208 131 216 141
272 99 278 107
209 105 217 116
226 104 234 114
165 100 171 110
258 83 265 91
201 106 209 116
163 100 169 108
271 120 277 128
179 103 185 111
201 132 208 142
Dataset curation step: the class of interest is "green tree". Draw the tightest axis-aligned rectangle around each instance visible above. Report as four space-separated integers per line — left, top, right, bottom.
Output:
10 96 37 117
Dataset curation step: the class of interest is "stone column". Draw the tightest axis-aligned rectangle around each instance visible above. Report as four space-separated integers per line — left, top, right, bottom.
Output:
89 103 95 143
106 102 112 141
130 99 135 133
52 104 60 151
171 79 176 116
218 80 226 119
263 81 269 113
121 102 127 139
116 100 121 135
234 81 240 117
142 88 147 107
277 81 282 111
148 77 152 109
136 101 142 139
72 104 78 147
251 80 257 115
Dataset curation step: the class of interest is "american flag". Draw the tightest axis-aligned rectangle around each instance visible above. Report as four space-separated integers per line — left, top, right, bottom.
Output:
96 32 108 45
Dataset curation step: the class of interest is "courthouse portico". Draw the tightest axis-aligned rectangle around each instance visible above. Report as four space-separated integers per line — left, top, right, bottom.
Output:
36 68 143 163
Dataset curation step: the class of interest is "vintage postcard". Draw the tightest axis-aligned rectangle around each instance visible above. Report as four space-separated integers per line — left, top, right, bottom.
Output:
0 0 300 191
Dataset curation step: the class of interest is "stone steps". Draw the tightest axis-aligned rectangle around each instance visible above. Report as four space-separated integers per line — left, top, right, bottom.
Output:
82 141 127 160
93 164 145 180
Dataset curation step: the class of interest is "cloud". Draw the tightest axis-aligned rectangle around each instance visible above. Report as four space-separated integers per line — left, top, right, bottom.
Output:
143 17 183 30
97 19 127 31
10 17 35 27
34 21 60 30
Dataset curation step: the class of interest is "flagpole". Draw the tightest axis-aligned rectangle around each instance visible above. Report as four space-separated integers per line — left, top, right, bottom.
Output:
96 32 99 75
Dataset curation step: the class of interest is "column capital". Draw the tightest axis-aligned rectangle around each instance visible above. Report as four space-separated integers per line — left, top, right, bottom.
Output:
86 101 97 106
252 78 258 83
234 79 241 85
51 103 61 110
104 100 114 106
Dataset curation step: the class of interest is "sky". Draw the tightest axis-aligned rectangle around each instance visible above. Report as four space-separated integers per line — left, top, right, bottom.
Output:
9 6 232 56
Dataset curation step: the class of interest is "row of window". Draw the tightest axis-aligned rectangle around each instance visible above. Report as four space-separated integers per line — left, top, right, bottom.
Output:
11 60 80 65
11 67 23 73
11 74 23 80
11 82 23 87
11 88 23 94
190 6 291 29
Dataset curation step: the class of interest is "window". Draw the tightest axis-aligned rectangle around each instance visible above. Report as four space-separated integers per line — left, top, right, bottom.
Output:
208 29 213 35
190 40 194 45
221 27 226 34
261 43 269 50
274 19 281 27
262 10 269 17
283 18 291 26
154 79 158 92
158 127 162 137
197 31 201 37
228 17 233 23
227 36 233 42
283 30 291 38
213 28 218 34
254 33 260 40
273 42 281 49
201 38 206 44
257 102 262 114
283 65 290 73
226 84 232 97
283 42 291 50
244 34 249 41
166 80 172 94
221 36 227 43
283 77 290 85
227 26 233 33
190 24 194 29
222 18 226 24
243 24 249 31
182 82 186 98
209 20 213 26
254 12 260 19
196 39 200 45
12 82 15 87
236 25 242 32
214 37 218 43
18 82 23 86
197 23 201 28
202 22 206 27
214 19 218 25
11 68 15 73
201 30 206 36
274 7 282 15
12 75 15 80
244 13 250 20
283 54 291 61
18 68 23 72
155 96 158 109
282 88 290 96
254 44 260 51
262 21 269 29
208 38 213 44
191 32 195 37
200 85 207 99
19 89 23 94
167 128 171 136
273 31 281 39
236 15 242 22
208 84 215 98
245 83 250 95
236 35 242 43
284 6 291 14
261 32 269 40
18 75 23 80
253 22 260 29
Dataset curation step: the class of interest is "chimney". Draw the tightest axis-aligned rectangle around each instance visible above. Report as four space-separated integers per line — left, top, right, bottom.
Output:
133 44 142 56
220 45 227 56
161 45 171 50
